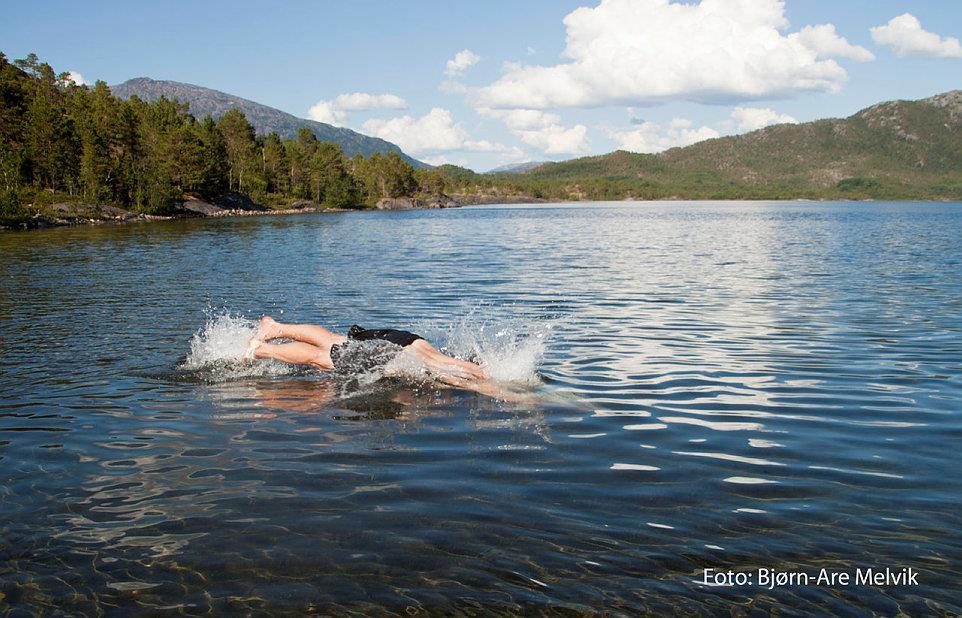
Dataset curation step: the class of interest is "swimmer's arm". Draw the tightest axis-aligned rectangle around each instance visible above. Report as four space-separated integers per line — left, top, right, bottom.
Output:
435 374 536 403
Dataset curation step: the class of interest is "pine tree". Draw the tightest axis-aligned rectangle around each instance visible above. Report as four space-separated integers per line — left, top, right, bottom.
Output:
261 132 287 195
22 60 67 190
310 142 360 208
135 96 190 212
217 109 262 194
0 53 28 193
195 116 228 198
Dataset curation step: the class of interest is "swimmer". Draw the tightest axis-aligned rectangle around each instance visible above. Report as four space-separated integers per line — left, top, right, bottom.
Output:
246 316 488 384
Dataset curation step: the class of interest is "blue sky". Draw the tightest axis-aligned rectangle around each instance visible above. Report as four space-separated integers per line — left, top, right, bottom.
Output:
3 0 961 171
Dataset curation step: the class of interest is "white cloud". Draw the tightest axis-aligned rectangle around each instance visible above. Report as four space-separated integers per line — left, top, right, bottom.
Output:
478 107 591 155
445 49 481 76
308 92 407 126
422 154 469 167
424 145 527 170
479 108 560 131
526 46 537 56
727 107 797 132
608 105 797 152
438 80 468 95
307 100 347 126
870 13 962 59
607 118 720 153
493 145 529 165
66 71 88 86
477 0 869 110
332 92 407 111
361 107 511 155
517 124 590 155
793 24 874 62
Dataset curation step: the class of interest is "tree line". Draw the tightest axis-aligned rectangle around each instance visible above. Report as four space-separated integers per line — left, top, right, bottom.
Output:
0 52 447 224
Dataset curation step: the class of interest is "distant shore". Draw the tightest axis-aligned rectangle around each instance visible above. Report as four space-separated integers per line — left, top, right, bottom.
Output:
5 192 961 232
0 197 343 231
0 192 551 231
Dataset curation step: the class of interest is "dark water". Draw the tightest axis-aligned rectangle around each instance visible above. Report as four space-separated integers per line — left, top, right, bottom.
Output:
1 202 961 614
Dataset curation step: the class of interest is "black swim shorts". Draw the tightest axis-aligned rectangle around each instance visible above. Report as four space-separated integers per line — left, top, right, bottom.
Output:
346 325 423 347
329 325 423 373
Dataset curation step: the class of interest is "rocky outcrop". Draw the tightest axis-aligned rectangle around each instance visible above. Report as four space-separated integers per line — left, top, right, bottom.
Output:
376 195 456 210
212 192 267 212
446 193 549 206
6 196 340 230
178 195 344 218
179 198 224 216
57 203 136 219
178 192 272 216
375 193 548 210
4 191 545 231
924 90 962 120
35 203 141 225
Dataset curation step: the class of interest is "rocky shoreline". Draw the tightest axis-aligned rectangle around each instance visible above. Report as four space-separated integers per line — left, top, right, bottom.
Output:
3 191 550 231
4 193 350 230
374 193 548 210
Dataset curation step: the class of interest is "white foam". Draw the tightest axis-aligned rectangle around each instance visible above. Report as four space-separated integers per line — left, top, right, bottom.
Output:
183 313 257 367
180 312 294 381
430 309 554 385
723 476 779 485
611 463 660 471
333 339 419 395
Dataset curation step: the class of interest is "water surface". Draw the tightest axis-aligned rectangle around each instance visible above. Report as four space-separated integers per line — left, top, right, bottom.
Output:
1 201 961 614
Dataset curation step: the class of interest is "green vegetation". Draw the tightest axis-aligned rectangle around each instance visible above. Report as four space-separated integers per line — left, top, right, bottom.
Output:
836 177 881 192
442 92 962 202
0 52 430 227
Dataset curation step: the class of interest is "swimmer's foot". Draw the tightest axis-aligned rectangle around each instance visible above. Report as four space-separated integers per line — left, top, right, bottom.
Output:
255 316 282 341
244 336 262 363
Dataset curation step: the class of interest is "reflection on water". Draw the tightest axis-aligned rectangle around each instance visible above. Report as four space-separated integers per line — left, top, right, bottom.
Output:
1 201 961 613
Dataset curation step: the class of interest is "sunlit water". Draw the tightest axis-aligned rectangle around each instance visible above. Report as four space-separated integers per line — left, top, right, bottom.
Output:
1 202 960 614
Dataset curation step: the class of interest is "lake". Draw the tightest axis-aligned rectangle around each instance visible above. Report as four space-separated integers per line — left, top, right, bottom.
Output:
1 201 960 614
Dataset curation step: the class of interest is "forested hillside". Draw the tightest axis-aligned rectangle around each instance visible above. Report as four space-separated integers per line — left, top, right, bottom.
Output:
111 78 424 167
0 53 444 227
441 91 962 201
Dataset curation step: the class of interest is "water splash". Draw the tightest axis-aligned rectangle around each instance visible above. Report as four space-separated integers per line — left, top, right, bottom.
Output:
179 312 295 382
183 313 256 366
426 307 555 385
330 339 422 396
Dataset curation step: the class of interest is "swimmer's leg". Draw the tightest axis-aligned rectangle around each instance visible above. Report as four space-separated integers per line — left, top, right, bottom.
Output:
252 341 334 370
256 316 347 350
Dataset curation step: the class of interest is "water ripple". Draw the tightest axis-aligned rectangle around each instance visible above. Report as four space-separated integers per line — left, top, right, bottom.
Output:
1 202 961 614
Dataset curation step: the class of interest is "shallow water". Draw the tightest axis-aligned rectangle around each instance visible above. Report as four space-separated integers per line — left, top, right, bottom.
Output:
1 201 961 614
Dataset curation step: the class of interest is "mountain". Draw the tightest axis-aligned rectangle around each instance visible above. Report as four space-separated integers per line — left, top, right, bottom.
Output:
485 161 548 174
510 90 962 200
110 78 426 168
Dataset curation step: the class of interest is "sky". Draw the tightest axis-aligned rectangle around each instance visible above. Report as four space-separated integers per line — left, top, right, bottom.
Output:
2 0 961 171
